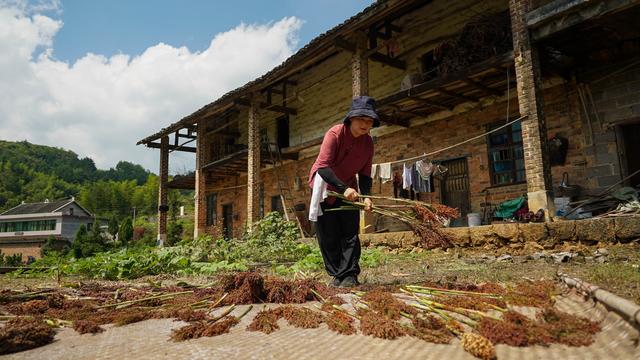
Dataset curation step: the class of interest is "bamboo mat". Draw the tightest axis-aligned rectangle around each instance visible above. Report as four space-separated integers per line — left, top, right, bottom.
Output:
4 290 639 360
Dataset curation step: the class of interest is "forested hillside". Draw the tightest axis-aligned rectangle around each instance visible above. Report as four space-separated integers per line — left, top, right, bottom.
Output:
0 140 190 219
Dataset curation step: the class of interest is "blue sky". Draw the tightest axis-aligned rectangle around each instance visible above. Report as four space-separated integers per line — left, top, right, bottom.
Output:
50 1 373 63
0 0 374 173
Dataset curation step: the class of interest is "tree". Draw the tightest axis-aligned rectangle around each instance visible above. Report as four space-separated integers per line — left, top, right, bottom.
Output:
72 224 88 258
108 215 119 238
71 222 105 258
40 235 57 257
119 218 133 246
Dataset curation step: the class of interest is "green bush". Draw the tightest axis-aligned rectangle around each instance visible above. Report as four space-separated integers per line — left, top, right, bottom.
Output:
4 253 23 267
238 212 308 263
119 218 133 246
72 223 106 258
18 211 389 280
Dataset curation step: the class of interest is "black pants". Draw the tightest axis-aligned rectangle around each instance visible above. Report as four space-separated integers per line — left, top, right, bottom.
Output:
315 198 361 279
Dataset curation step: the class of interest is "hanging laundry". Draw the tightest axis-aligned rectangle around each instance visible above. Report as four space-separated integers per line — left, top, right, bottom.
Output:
435 164 448 177
371 164 378 180
379 162 392 183
411 163 429 193
415 159 434 180
425 174 434 193
402 162 412 190
392 172 402 198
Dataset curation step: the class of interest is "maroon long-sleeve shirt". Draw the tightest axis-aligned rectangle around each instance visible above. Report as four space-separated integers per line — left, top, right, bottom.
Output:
308 124 373 199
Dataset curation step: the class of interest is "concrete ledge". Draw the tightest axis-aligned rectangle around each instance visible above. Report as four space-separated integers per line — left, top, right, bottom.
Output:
358 215 640 249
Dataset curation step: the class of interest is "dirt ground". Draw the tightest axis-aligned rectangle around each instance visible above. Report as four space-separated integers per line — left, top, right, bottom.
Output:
357 242 640 304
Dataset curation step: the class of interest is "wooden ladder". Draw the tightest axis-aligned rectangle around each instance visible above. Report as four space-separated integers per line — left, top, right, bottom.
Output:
264 141 305 236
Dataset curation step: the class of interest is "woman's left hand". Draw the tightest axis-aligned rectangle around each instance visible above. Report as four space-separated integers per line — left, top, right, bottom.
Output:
363 198 373 212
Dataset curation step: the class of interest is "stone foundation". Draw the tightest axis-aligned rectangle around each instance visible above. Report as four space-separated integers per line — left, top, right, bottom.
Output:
359 215 640 249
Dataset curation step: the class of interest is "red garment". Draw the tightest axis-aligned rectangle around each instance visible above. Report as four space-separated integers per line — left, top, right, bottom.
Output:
308 124 373 197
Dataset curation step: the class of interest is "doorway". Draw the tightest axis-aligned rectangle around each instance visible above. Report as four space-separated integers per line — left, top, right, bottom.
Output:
619 123 640 188
222 203 233 239
440 157 471 227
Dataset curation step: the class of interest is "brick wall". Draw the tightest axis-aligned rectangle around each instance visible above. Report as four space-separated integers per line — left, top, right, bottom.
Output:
0 242 43 260
195 0 639 237
372 83 587 215
576 58 640 191
201 81 589 237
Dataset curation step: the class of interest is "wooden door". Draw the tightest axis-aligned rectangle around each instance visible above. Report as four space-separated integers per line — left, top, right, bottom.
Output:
619 123 640 188
440 158 471 227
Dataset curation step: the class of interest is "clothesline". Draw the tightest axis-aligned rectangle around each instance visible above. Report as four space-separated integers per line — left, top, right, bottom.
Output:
374 115 528 167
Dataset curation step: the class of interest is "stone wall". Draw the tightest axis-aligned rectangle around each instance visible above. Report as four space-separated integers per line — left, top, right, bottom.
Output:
361 216 640 250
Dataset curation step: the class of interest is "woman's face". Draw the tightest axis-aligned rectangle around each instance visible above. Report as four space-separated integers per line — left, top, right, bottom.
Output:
349 116 374 138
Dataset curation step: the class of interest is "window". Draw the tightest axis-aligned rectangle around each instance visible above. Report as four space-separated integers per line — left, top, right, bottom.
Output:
487 120 525 185
206 193 217 226
421 50 439 81
0 220 56 233
271 195 283 214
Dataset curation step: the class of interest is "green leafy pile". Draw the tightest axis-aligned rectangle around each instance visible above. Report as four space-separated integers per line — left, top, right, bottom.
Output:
18 212 390 280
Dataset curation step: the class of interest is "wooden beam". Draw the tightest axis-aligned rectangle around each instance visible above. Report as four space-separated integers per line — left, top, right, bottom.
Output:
377 52 514 108
264 87 283 95
202 148 248 170
234 98 251 107
462 78 502 96
334 37 356 53
369 52 406 69
177 132 197 140
389 104 431 118
379 113 410 127
262 103 298 115
147 142 196 153
437 88 479 102
235 98 297 115
205 118 239 136
385 22 402 33
281 136 324 155
409 96 452 111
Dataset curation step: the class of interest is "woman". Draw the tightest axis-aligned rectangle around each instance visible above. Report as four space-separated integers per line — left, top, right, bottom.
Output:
308 96 380 287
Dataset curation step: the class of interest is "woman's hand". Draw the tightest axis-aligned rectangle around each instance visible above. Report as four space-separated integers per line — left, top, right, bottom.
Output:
363 198 373 212
343 187 359 201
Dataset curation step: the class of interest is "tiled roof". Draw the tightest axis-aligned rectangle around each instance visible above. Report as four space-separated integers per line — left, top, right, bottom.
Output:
0 199 73 215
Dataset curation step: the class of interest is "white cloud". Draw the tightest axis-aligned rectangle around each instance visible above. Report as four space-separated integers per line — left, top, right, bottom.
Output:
0 3 302 174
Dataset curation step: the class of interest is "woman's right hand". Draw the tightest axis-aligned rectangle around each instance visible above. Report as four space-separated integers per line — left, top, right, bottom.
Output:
343 187 359 201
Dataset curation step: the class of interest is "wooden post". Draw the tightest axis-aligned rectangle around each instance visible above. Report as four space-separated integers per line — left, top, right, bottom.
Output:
246 97 261 232
352 32 369 97
351 32 374 233
157 135 169 246
194 122 207 238
510 0 555 220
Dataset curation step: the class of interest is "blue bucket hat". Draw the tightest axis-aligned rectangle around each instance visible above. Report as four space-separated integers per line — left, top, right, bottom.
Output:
343 96 380 128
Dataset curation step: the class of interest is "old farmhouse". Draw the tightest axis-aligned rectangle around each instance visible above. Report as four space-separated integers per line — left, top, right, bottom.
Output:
0 198 93 259
138 0 640 243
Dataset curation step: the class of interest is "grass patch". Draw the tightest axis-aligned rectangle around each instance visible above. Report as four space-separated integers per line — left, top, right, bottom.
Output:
584 262 640 303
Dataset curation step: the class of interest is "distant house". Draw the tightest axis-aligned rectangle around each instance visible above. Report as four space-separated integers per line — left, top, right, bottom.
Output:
0 198 93 259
